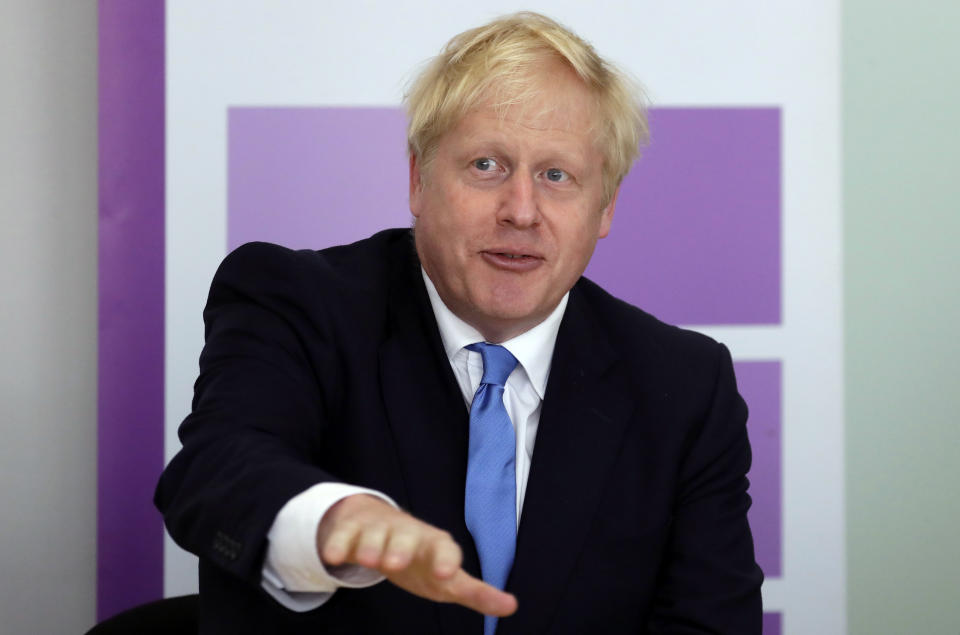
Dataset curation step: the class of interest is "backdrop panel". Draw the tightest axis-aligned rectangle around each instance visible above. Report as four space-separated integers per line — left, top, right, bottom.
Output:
97 0 165 621
97 2 845 632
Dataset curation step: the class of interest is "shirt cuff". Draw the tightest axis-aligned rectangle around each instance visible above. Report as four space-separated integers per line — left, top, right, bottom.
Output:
260 482 398 611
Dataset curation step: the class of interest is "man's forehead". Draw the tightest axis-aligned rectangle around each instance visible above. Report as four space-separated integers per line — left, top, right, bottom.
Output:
465 71 599 136
493 100 593 132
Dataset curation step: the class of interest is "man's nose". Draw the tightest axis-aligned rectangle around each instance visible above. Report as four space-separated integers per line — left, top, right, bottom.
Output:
497 172 541 228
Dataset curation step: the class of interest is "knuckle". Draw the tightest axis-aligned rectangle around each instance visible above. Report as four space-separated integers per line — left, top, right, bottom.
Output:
359 519 387 536
428 529 453 546
325 529 350 546
358 531 386 547
391 532 416 549
336 520 360 536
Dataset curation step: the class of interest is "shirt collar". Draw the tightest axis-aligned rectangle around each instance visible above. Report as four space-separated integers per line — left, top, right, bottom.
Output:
422 268 568 400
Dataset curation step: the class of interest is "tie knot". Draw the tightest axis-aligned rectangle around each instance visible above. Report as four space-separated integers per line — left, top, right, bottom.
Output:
467 342 518 387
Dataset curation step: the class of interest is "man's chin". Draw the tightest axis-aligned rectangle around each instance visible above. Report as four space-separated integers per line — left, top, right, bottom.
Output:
470 303 550 340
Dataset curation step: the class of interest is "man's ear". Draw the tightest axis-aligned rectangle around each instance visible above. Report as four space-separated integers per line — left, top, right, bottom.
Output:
597 186 620 239
409 154 423 218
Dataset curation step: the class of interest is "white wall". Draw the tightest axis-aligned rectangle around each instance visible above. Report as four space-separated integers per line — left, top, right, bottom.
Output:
0 1 98 632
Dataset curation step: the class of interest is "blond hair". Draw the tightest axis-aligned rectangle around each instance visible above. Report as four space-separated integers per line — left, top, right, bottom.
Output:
405 11 648 206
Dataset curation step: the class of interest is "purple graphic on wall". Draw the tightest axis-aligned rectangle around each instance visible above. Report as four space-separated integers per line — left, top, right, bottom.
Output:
764 612 782 635
587 108 781 325
735 360 783 578
229 108 409 251
98 0 165 620
229 107 781 326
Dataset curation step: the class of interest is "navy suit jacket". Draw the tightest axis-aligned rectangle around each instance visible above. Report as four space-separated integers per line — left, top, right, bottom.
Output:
155 228 763 634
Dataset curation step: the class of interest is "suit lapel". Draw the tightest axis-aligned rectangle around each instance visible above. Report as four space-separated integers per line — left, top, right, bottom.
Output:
378 260 483 635
500 286 636 635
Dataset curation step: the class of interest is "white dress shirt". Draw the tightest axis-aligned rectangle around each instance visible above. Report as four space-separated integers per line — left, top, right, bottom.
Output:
260 269 568 610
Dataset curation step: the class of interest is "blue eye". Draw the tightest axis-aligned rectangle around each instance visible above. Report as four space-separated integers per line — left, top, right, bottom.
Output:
473 157 498 171
545 168 569 182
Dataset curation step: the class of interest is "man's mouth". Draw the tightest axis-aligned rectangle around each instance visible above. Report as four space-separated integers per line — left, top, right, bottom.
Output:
482 250 543 270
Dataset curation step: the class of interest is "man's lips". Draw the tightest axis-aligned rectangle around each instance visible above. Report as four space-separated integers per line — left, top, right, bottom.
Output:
480 249 544 271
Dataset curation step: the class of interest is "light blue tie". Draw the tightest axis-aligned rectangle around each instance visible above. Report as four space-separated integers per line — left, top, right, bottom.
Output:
464 342 518 635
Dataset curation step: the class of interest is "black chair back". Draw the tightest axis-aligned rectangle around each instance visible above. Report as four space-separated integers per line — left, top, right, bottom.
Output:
84 594 198 634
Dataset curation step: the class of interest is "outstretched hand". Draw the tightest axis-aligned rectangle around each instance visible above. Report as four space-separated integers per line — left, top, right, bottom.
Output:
316 494 517 617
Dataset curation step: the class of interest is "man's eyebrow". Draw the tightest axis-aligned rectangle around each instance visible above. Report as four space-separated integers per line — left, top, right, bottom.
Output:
453 138 510 157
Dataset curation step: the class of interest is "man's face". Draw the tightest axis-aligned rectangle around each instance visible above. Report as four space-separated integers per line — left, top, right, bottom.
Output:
410 63 617 342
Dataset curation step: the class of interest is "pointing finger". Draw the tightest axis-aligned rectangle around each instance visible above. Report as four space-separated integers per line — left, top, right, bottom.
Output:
442 570 518 617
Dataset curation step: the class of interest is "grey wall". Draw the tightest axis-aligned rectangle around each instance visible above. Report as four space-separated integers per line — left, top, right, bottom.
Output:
844 0 960 633
0 1 98 633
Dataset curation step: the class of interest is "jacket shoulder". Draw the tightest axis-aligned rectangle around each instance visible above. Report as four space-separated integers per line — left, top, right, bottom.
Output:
212 228 411 301
204 228 417 344
217 228 414 289
573 276 725 363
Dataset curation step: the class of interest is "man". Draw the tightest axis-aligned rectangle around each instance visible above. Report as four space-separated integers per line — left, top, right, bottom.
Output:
156 11 763 634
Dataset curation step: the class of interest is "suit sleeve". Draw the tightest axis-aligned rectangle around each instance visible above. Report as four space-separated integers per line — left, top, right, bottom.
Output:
154 243 349 588
647 343 764 634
